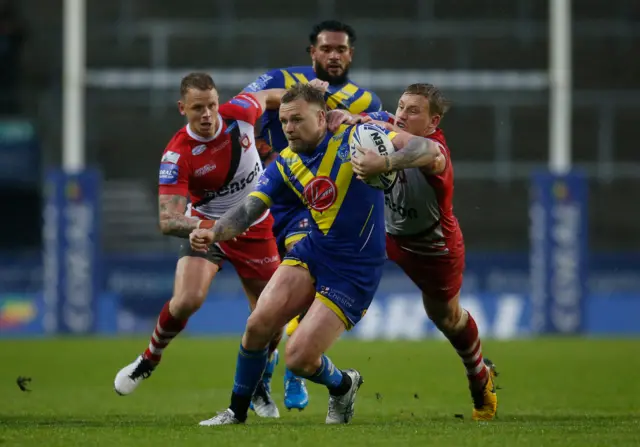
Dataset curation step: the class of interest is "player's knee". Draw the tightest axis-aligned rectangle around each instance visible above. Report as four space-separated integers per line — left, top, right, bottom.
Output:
424 294 463 335
170 289 207 319
245 311 278 346
284 338 318 376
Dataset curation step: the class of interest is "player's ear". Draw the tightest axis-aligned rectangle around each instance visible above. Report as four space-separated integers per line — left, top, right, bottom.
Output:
317 109 327 126
430 114 441 128
178 100 186 116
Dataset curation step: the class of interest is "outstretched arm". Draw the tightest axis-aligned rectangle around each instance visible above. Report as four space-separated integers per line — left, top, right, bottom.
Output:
212 195 269 242
190 195 269 251
387 133 446 174
250 88 287 111
351 131 446 178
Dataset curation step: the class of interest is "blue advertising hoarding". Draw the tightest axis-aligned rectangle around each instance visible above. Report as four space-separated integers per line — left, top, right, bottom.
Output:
530 170 588 335
42 169 102 334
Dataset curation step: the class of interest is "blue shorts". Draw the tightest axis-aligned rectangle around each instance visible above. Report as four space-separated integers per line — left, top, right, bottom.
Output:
282 235 384 329
273 212 311 254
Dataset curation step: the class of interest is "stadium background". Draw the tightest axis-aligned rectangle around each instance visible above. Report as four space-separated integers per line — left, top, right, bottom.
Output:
1 0 638 338
2 2 640 445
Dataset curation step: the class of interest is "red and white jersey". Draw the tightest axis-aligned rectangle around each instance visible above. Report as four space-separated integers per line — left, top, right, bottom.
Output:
158 93 268 223
384 128 463 255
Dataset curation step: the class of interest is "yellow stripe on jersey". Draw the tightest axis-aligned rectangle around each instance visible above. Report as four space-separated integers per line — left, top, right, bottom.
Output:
249 191 273 207
281 70 297 88
277 125 353 235
349 91 374 114
293 73 310 84
359 204 375 237
326 83 359 109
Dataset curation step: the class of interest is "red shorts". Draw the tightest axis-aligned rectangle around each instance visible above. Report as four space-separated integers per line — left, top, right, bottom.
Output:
385 233 465 302
180 214 280 281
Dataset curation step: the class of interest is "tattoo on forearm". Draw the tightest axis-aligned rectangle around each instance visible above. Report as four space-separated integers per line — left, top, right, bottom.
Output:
212 195 269 242
389 137 439 171
158 194 196 238
389 137 433 171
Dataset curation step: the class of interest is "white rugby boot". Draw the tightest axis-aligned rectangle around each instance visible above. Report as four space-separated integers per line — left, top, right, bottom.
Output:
114 355 155 396
325 369 364 424
251 381 280 418
199 409 243 426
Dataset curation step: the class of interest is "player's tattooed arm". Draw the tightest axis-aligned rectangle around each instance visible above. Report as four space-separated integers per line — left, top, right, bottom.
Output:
388 133 447 175
210 195 269 242
158 194 199 238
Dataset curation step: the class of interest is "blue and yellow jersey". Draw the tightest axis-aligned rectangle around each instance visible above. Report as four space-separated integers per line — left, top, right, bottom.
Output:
244 66 383 152
250 123 394 264
365 110 395 124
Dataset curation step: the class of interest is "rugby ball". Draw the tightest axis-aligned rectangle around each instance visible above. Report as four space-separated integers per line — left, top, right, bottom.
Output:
349 123 398 190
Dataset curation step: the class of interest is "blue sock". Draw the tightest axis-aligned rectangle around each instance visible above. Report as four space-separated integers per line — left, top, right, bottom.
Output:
232 344 269 396
230 345 268 420
305 354 344 388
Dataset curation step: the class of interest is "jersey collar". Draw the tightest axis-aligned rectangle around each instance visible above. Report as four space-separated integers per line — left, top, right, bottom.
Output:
186 113 224 142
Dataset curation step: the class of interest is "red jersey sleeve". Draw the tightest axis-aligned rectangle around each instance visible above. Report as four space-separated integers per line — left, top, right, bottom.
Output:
219 93 264 126
158 140 190 196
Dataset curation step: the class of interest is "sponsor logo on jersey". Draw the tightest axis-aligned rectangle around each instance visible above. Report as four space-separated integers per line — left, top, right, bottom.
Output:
194 164 217 177
192 144 207 156
230 98 251 109
198 162 261 201
161 151 180 163
303 176 337 212
246 255 279 265
245 73 273 92
211 139 230 153
159 163 179 185
384 195 418 219
224 121 238 134
319 285 355 309
256 172 270 188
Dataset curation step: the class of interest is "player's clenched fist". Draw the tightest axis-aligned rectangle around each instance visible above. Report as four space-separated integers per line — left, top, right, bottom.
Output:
190 229 214 252
351 146 389 179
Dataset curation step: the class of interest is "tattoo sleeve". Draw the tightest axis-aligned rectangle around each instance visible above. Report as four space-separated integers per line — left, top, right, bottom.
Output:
158 194 198 238
388 136 443 172
212 195 269 242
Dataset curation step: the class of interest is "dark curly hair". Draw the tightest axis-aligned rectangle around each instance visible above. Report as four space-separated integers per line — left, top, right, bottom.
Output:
308 20 356 48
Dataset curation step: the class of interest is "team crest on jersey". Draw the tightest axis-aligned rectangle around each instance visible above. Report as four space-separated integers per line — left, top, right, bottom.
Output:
192 144 207 156
303 176 337 212
337 143 350 162
240 133 252 151
161 151 180 163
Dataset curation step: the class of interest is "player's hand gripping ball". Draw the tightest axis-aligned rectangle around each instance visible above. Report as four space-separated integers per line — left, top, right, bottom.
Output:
349 123 398 191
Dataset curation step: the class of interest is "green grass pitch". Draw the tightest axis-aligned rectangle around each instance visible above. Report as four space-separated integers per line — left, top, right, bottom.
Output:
1 338 639 446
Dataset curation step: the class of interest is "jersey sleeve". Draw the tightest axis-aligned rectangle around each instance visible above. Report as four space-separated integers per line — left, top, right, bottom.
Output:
158 144 189 196
243 69 284 93
219 93 264 126
249 159 286 207
365 92 383 113
363 110 395 124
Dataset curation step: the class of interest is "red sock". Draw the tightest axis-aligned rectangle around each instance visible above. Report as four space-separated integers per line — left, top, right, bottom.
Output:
446 311 487 385
143 301 188 364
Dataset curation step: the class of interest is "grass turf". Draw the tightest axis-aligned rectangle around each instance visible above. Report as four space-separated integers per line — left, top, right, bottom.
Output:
1 338 639 446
